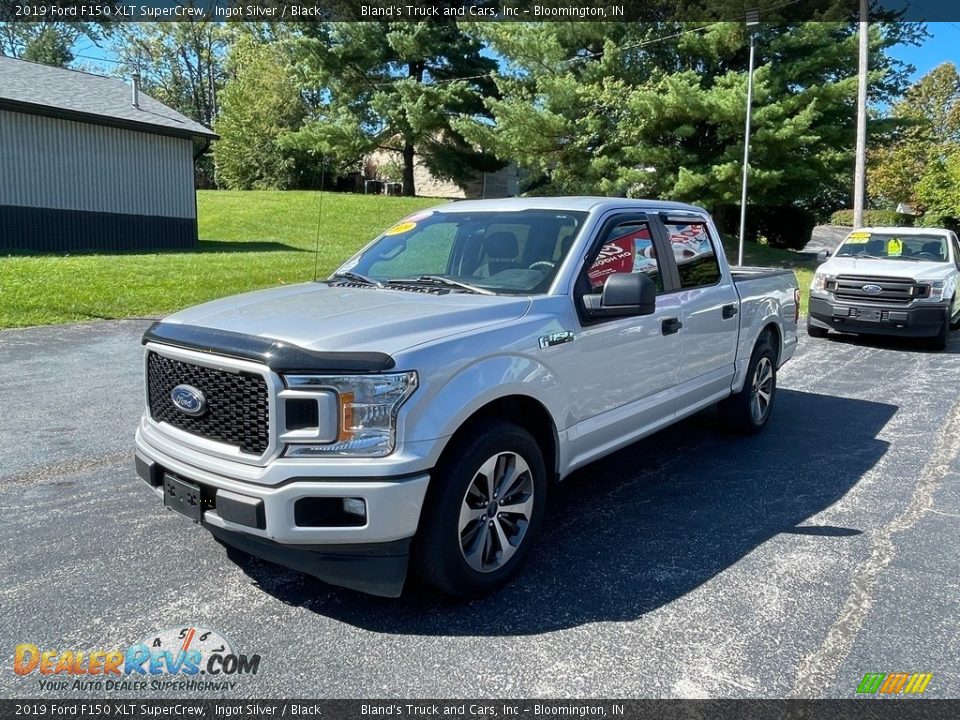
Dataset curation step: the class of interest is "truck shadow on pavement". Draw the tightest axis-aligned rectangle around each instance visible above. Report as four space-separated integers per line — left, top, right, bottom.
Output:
226 388 896 635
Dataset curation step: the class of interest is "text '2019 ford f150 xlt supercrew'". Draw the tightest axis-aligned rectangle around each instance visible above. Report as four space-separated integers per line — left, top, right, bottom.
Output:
808 226 960 350
134 197 799 597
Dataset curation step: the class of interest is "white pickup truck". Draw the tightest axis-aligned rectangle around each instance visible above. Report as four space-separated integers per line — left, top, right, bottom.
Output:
808 226 960 349
135 198 799 597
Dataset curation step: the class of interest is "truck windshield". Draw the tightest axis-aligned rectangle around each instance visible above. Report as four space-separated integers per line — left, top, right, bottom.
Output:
835 232 949 262
331 209 588 295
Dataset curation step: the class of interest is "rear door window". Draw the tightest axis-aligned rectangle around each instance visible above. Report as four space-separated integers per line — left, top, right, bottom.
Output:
662 221 721 289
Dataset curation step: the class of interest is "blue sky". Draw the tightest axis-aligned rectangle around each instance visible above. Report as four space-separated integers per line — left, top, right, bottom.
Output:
894 22 960 80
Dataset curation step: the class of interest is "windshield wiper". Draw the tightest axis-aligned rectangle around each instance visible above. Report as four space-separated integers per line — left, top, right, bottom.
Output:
330 271 384 288
389 276 494 295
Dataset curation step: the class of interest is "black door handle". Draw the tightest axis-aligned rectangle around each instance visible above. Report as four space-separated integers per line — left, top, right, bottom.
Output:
662 318 683 335
722 304 738 319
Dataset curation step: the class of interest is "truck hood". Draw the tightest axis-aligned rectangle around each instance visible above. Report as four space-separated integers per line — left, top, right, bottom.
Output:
162 283 531 356
819 256 954 281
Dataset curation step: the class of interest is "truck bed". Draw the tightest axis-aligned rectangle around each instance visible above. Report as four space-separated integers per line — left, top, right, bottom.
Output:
731 266 797 282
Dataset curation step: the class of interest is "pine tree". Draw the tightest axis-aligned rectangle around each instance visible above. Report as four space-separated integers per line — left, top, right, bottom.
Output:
459 18 921 226
290 22 499 196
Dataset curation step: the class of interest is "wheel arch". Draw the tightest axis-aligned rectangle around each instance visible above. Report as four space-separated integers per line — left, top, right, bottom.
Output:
761 321 783 365
732 317 784 393
434 395 560 483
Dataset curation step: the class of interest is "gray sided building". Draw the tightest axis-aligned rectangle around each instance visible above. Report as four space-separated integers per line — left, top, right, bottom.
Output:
0 56 217 252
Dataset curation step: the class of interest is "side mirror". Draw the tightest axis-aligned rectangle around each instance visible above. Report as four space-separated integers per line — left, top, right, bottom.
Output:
817 250 829 263
584 273 657 318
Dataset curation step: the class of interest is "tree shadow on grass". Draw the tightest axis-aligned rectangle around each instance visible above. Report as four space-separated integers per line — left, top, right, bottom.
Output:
2 239 306 257
224 388 897 636
198 239 308 253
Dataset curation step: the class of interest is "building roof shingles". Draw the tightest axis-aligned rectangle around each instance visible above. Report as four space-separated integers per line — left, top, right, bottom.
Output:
0 55 217 140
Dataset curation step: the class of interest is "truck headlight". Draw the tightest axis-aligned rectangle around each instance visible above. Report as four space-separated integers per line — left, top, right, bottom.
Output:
928 280 945 301
811 272 833 291
282 372 417 457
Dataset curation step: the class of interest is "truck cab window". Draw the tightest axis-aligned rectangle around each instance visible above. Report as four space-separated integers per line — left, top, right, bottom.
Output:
663 222 721 289
586 221 664 293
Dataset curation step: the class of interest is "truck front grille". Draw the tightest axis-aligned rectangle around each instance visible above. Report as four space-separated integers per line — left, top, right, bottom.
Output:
832 275 924 305
147 351 269 455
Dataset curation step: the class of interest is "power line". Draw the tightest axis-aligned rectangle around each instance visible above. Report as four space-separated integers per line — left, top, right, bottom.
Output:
74 4 814 88
903 1 960 34
374 0 809 88
370 22 720 89
74 52 125 65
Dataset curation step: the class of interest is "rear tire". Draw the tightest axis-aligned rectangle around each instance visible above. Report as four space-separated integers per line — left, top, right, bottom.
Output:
413 419 547 598
720 337 777 435
806 320 829 338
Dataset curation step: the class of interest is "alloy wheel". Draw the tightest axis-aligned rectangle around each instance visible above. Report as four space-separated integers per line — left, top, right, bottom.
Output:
458 452 535 573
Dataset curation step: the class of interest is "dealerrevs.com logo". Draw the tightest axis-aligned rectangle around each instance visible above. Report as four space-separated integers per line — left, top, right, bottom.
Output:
14 626 261 692
856 672 933 695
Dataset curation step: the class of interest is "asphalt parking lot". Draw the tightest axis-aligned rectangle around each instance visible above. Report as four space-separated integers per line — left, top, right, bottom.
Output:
1 319 959 699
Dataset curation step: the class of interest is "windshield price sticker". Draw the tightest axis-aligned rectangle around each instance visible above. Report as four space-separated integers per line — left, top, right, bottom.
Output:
384 221 417 236
846 231 870 245
887 238 903 256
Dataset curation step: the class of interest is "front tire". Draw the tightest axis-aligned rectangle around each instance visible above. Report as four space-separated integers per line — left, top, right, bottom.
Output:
413 419 547 598
929 311 950 351
720 337 777 435
807 319 829 338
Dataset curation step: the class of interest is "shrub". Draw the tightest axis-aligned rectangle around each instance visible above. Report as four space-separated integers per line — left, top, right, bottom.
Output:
828 209 914 227
747 206 818 250
917 213 960 232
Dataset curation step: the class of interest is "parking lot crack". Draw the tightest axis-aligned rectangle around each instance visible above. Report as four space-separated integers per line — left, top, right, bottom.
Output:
1 451 132 485
788 395 960 698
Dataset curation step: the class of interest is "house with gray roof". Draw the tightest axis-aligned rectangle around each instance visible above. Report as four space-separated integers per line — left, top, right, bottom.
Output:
0 55 217 252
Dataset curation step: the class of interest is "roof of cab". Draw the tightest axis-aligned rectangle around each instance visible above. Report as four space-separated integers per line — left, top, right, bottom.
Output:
426 196 708 215
854 226 953 236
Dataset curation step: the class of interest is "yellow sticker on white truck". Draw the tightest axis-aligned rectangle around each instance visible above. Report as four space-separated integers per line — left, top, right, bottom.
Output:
846 231 870 244
887 238 903 256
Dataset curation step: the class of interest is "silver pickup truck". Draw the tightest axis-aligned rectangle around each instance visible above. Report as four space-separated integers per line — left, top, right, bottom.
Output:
135 198 799 597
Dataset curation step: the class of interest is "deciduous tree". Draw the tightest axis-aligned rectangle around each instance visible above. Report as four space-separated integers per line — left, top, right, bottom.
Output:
213 35 307 190
869 62 960 218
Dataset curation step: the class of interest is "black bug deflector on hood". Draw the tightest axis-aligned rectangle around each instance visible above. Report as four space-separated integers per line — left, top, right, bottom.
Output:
142 321 396 374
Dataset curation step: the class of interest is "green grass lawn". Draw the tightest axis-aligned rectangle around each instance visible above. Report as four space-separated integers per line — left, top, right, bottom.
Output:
0 192 440 328
719 236 816 317
0 191 815 328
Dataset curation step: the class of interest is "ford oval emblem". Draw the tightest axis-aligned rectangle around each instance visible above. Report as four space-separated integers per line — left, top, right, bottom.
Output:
170 384 207 417
862 284 883 294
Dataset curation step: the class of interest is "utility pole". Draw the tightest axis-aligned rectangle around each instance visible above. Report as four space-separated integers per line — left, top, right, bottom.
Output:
737 9 760 267
853 0 869 229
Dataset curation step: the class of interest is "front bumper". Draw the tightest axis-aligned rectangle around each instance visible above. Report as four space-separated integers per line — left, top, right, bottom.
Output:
135 436 430 596
208 527 411 598
808 295 947 337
